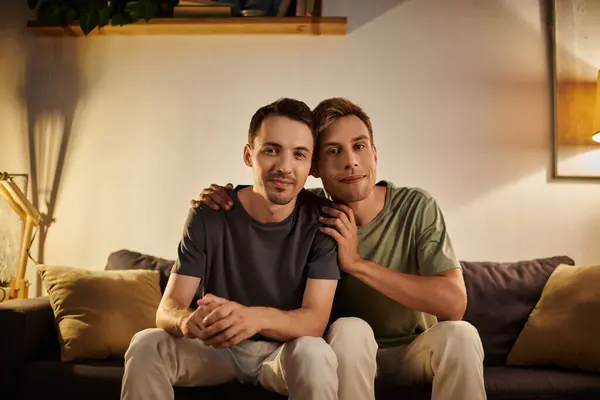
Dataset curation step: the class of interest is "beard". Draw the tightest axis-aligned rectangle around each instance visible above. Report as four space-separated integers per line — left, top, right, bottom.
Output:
263 172 297 205
266 189 295 205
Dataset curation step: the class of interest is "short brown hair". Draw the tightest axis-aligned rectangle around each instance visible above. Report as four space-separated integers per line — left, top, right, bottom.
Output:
248 98 313 147
312 97 374 144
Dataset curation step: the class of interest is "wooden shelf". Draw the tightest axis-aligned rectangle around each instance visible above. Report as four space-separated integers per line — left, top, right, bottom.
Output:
26 17 347 37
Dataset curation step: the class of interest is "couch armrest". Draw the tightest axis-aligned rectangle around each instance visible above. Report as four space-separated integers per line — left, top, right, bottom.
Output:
0 297 60 390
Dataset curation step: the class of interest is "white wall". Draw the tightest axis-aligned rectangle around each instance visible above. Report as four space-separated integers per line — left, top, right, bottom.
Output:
2 0 600 296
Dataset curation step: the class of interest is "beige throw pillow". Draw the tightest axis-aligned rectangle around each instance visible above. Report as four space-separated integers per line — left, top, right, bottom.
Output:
37 264 162 362
507 263 600 372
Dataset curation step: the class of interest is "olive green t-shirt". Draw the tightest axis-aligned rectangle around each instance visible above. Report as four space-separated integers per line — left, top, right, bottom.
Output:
312 180 461 348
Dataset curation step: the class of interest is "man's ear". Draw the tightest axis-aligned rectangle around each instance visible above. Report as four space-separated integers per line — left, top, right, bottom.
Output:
243 144 253 167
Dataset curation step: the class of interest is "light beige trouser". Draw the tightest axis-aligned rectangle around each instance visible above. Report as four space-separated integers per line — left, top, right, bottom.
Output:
326 318 486 400
120 328 338 400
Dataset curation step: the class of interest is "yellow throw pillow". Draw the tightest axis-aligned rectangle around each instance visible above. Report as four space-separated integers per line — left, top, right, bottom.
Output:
507 263 600 372
37 264 162 362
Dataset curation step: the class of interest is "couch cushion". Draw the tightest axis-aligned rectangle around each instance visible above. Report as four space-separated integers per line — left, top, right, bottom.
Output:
461 256 574 366
508 263 600 373
483 366 600 400
37 264 162 362
106 249 174 293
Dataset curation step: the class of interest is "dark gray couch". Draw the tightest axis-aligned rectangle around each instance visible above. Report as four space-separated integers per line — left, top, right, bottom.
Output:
1 250 599 400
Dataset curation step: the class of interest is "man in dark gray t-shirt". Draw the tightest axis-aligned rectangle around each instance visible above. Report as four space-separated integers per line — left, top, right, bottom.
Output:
121 98 342 400
174 187 340 338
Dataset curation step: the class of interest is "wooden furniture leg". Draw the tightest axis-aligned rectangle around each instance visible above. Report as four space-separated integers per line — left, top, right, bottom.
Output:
9 216 34 300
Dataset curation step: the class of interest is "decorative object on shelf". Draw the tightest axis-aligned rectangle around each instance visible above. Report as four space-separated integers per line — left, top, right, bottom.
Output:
27 0 178 36
0 172 43 302
240 9 265 17
172 0 233 18
547 0 600 180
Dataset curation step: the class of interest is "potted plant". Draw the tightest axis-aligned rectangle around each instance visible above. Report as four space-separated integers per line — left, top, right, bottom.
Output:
27 0 179 35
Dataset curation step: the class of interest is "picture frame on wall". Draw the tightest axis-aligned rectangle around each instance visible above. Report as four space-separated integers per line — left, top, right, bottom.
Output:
547 0 600 180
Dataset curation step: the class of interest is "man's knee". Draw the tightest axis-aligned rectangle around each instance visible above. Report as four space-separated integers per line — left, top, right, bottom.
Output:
326 317 378 357
430 321 484 359
283 336 338 375
125 328 173 363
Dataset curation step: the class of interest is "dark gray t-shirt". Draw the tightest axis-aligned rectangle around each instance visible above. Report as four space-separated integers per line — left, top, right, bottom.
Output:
172 187 341 314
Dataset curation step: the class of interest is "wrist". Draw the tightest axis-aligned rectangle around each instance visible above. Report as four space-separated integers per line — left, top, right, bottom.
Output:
177 314 187 333
251 306 266 332
348 257 366 275
249 306 273 335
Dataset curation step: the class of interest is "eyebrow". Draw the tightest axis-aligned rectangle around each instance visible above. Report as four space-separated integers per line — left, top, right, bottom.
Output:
321 135 370 148
262 141 312 153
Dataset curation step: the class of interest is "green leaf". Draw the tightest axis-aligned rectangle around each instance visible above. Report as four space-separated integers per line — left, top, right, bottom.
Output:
98 5 110 28
124 1 142 22
111 12 132 26
66 7 78 22
37 2 64 25
126 0 159 22
79 7 99 36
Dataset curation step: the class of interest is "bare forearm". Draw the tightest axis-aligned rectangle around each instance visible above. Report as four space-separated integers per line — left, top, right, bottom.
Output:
156 298 193 337
351 260 466 320
255 307 327 341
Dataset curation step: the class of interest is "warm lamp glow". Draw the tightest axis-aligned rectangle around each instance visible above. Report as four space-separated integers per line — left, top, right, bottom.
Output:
593 132 600 143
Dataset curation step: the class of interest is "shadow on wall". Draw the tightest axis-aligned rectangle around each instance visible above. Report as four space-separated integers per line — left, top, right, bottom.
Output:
364 0 556 213
326 0 407 32
7 1 87 295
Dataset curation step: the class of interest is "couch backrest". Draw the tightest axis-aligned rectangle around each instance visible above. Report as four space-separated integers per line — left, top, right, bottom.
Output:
106 249 174 293
461 255 574 366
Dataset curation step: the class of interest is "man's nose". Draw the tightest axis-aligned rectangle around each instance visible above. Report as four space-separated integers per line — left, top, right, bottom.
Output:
342 151 359 169
275 152 293 174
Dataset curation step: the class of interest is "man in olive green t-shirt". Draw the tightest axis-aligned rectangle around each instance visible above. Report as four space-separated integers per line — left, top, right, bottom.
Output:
192 98 486 400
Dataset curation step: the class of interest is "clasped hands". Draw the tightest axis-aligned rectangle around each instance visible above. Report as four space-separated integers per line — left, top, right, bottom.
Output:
180 294 261 348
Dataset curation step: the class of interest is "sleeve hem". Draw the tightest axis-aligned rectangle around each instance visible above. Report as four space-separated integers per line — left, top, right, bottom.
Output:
172 262 205 279
421 263 462 277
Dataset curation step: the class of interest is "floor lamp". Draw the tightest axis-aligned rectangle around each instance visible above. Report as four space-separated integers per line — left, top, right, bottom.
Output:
0 172 42 301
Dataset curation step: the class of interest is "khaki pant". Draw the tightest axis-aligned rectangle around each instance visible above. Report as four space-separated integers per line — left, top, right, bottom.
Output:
326 318 486 400
120 328 338 400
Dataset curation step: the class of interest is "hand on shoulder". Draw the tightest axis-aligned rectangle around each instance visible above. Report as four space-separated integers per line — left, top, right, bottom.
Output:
190 183 235 211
